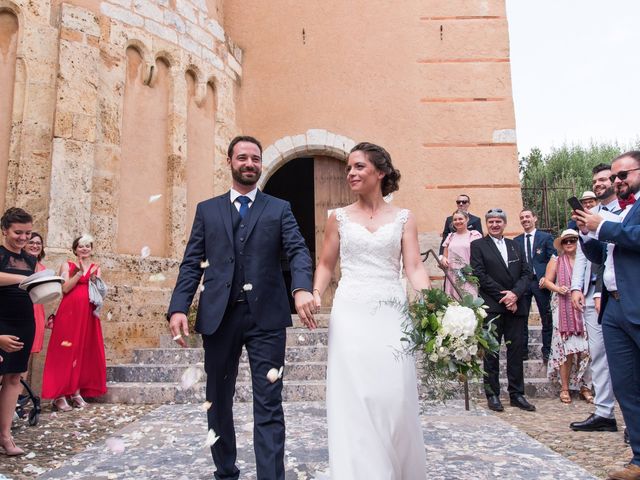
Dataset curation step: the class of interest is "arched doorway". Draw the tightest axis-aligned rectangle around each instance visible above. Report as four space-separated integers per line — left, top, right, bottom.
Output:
263 155 356 312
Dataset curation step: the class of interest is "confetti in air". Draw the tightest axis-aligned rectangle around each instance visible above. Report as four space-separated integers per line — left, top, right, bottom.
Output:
199 284 205 292
148 194 162 203
107 311 113 321
180 366 203 390
242 283 253 292
105 437 126 454
61 341 72 347
148 273 166 282
140 246 151 259
200 259 210 268
266 366 284 383
204 429 220 447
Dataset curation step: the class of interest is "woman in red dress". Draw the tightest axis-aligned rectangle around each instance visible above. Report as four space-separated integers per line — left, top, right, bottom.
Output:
41 235 107 411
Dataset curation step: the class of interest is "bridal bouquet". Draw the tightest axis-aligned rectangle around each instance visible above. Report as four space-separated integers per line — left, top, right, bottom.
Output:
402 288 499 402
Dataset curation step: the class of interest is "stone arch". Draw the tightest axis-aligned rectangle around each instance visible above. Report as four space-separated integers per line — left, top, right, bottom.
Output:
257 129 356 189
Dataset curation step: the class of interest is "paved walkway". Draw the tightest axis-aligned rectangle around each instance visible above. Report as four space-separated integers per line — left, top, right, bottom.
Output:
39 401 597 480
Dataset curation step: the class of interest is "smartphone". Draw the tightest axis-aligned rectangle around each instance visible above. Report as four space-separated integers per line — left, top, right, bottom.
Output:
567 196 584 212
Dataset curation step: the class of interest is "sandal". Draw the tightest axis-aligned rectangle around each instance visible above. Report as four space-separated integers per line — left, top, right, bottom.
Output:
0 435 25 456
70 394 88 409
560 390 572 404
53 397 72 412
580 386 594 404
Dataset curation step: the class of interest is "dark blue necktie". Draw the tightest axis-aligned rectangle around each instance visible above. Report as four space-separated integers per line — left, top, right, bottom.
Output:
237 196 251 219
526 233 532 264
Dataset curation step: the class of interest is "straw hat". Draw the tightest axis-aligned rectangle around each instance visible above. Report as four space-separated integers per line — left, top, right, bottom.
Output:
19 270 64 304
553 229 579 253
579 191 597 201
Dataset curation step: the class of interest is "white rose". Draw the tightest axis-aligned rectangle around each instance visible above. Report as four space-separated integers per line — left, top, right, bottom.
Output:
469 344 478 356
441 306 477 339
428 353 439 362
477 308 487 319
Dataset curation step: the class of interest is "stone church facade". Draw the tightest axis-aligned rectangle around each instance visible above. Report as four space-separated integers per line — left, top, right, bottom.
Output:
0 0 521 364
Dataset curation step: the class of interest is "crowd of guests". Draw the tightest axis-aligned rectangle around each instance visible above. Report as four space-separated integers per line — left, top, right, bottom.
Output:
438 152 640 480
0 207 107 456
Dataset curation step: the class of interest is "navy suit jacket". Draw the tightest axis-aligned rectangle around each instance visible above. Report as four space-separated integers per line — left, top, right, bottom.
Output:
470 235 532 316
168 190 313 335
513 230 556 281
581 200 640 325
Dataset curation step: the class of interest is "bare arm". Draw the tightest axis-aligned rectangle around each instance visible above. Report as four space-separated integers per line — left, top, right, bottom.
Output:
0 272 27 286
60 261 81 294
541 257 567 294
402 212 432 292
312 212 340 307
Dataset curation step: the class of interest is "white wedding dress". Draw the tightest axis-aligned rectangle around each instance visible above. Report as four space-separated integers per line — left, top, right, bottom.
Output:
325 208 426 479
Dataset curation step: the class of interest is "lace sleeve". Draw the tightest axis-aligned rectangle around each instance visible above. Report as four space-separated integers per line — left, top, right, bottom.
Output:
398 209 410 225
334 208 346 224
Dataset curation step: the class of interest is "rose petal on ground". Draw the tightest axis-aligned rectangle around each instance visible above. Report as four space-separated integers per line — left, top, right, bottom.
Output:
204 429 219 447
140 246 151 259
148 194 162 203
105 437 125 454
25 452 36 459
180 366 203 390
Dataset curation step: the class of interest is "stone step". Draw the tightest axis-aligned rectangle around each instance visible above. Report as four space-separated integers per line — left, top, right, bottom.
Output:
133 344 328 365
99 380 326 404
158 327 329 348
107 361 327 383
499 359 548 379
500 342 544 360
469 377 560 399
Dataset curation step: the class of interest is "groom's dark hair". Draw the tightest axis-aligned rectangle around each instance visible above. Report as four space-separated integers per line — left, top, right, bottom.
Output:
350 142 401 197
227 136 263 159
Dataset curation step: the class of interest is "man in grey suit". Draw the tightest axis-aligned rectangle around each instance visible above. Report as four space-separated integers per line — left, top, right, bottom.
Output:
570 163 621 432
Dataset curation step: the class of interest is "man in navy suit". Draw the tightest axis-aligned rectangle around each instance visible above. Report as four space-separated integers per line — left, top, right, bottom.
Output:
514 209 555 362
438 194 483 256
168 136 315 480
471 208 535 413
574 151 640 480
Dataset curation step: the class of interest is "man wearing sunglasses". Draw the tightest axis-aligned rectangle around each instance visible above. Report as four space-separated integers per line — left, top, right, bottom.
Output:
574 151 640 480
438 194 483 256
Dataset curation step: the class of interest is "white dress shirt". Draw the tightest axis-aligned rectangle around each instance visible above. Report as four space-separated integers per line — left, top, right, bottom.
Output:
490 235 509 265
230 187 258 212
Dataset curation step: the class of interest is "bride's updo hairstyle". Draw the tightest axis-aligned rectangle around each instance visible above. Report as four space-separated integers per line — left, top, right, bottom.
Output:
350 142 401 197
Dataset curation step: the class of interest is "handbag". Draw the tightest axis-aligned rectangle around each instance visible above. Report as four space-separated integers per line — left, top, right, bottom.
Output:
88 273 108 315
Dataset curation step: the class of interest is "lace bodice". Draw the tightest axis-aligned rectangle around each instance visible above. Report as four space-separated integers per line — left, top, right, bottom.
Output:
334 208 409 304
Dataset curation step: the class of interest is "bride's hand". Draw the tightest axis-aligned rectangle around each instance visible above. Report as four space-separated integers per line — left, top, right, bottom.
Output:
294 290 317 330
313 289 322 313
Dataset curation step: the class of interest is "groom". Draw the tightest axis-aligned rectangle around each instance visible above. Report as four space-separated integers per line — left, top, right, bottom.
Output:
168 135 315 480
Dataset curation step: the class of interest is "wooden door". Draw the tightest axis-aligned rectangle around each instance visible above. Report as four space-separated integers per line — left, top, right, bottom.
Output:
313 156 356 309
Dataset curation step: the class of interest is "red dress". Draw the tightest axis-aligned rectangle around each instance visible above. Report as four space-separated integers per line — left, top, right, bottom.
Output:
31 262 46 353
41 262 107 399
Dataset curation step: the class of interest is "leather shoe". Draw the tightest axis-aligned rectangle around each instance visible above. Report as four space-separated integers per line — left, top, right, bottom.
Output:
570 414 618 432
607 463 640 480
487 395 504 412
510 394 536 411
625 428 630 445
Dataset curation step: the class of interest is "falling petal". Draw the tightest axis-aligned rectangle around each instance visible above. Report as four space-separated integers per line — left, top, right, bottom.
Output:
202 401 213 412
107 312 113 321
140 246 151 259
199 284 205 292
266 368 279 383
242 283 253 292
105 437 126 454
180 366 203 390
204 429 219 447
278 366 284 379
72 360 77 368
61 341 72 347
148 194 162 203
149 273 166 283
200 259 210 268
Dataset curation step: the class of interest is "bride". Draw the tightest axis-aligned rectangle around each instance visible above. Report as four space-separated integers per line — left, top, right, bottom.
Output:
312 142 431 479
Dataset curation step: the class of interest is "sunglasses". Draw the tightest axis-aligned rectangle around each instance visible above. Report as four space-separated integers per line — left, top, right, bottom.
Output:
609 167 640 183
561 238 578 245
456 200 469 205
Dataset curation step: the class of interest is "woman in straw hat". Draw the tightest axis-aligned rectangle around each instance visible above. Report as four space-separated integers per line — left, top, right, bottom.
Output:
541 229 592 404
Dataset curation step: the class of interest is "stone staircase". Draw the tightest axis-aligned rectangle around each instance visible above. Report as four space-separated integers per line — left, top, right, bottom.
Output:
99 313 556 404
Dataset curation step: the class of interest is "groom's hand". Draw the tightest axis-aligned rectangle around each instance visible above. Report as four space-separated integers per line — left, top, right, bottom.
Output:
169 312 189 348
294 290 317 330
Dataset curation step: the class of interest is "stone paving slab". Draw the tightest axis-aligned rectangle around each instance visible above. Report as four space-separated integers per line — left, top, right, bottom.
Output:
40 401 597 480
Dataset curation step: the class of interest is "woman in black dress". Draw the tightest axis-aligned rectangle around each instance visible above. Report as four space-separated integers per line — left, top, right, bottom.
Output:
0 207 35 456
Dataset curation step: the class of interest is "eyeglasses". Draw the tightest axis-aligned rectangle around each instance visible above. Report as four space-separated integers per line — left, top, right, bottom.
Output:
27 240 42 246
456 200 469 205
609 167 640 183
561 238 578 245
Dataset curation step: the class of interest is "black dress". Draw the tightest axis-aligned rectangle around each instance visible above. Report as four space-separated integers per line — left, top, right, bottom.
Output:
0 245 36 374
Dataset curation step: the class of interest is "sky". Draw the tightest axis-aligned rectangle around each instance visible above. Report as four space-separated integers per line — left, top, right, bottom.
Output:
505 0 640 157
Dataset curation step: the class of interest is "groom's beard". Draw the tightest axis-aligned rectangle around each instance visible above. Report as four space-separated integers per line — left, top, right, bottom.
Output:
231 166 262 186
